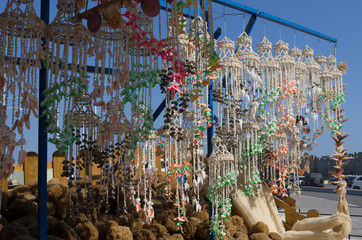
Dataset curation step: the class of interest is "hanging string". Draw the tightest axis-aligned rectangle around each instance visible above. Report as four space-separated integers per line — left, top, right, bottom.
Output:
223 0 226 37
294 28 296 47
242 8 246 31
278 19 281 40
262 13 266 37
305 31 308 46
318 37 321 54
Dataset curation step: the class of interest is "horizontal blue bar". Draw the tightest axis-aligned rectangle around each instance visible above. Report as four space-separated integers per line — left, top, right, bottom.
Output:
212 0 337 43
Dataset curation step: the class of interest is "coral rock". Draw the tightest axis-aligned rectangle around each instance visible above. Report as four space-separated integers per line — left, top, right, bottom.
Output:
194 210 209 222
169 233 184 240
14 215 37 228
229 215 244 227
56 191 71 220
6 199 37 221
226 225 238 237
13 236 37 240
251 221 270 235
97 220 133 240
13 185 32 195
0 222 30 239
233 231 249 240
195 222 209 240
268 232 283 240
47 201 57 217
250 233 271 240
27 179 38 196
75 220 99 240
154 209 168 225
183 220 197 240
133 229 156 240
1 194 8 215
27 224 38 238
4 189 18 204
46 236 64 240
148 223 169 239
52 220 80 240
118 214 134 229
165 217 179 233
132 218 144 231
48 184 65 203
22 193 37 202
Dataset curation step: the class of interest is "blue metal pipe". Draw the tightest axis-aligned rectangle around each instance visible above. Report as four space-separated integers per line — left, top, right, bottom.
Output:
212 0 337 43
38 0 49 239
152 97 166 121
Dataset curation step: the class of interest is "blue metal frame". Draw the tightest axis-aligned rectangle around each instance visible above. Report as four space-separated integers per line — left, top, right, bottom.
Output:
212 0 337 43
33 1 337 240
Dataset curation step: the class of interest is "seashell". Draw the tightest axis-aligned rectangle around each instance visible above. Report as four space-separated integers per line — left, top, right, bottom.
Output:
240 89 246 98
193 178 198 187
184 182 190 191
196 203 201 213
140 0 161 17
87 11 102 33
16 138 26 146
302 126 311 134
245 94 250 105
18 150 26 165
201 169 206 180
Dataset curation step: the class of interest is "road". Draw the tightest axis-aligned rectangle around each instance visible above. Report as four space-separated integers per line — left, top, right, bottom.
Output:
280 184 362 239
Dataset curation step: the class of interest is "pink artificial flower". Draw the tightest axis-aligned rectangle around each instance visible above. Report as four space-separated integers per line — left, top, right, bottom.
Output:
168 84 183 97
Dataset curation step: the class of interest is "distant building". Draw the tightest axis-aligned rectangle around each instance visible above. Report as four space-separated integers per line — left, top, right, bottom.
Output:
309 152 362 179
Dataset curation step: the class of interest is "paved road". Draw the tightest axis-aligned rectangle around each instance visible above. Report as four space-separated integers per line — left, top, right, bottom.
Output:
282 184 362 239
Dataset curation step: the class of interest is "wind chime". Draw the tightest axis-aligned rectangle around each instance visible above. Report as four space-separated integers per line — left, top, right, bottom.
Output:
235 32 263 196
89 23 133 215
0 0 44 215
41 0 90 219
301 46 321 145
208 138 236 238
213 36 241 188
256 36 280 183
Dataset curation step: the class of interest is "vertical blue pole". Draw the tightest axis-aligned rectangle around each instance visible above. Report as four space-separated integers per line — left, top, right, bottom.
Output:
207 84 213 157
207 84 215 240
38 0 49 239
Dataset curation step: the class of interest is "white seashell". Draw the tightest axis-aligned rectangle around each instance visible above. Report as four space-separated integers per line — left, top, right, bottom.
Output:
196 203 202 212
192 199 197 207
240 89 246 98
245 94 250 105
193 179 198 187
201 170 206 180
305 117 309 125
184 182 190 191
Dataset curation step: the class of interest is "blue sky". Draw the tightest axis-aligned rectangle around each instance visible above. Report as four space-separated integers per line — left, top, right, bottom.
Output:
1 0 361 159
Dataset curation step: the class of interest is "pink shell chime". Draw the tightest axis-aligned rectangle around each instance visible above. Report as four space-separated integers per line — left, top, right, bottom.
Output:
0 0 44 214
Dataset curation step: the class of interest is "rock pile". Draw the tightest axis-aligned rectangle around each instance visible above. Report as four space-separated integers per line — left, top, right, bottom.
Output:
0 178 283 239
